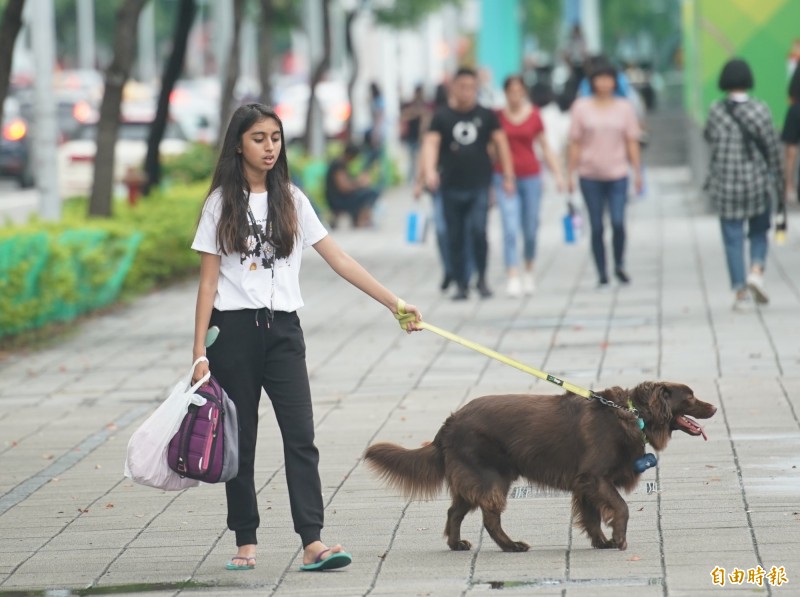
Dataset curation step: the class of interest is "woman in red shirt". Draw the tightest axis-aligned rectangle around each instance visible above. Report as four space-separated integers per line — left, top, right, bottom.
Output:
494 76 565 297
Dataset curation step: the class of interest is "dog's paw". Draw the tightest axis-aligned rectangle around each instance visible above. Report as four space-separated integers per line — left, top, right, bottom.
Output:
615 538 627 551
448 540 472 551
591 537 616 549
501 541 530 552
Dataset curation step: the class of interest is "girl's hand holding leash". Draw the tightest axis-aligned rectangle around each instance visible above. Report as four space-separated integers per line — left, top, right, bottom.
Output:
393 299 423 333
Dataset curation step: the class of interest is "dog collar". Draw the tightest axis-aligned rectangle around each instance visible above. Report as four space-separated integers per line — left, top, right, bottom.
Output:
628 400 645 430
628 399 648 446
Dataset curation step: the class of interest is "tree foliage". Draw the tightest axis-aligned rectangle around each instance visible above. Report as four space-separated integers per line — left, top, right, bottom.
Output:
600 0 681 68
373 0 459 28
520 0 562 56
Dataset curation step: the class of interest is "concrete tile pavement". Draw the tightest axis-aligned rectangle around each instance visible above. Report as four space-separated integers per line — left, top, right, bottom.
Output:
0 164 799 596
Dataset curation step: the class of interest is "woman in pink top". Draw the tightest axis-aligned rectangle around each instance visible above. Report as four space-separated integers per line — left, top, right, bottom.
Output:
494 76 565 297
567 62 641 287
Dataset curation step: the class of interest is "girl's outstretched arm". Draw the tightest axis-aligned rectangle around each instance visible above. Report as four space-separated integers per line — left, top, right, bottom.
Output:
312 235 422 331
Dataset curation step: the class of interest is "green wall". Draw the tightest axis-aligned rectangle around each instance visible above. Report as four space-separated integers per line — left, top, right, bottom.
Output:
477 0 522 89
683 0 799 127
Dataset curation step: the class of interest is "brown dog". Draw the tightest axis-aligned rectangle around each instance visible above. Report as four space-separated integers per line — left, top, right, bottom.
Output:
364 382 716 552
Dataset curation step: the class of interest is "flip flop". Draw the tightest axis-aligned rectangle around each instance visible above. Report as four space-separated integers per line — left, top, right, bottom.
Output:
299 548 352 571
226 555 255 570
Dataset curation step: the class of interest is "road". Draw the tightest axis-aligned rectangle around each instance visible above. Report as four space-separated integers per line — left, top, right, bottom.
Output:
0 179 39 225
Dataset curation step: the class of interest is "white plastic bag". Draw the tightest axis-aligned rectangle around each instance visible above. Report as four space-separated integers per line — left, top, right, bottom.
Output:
124 358 210 491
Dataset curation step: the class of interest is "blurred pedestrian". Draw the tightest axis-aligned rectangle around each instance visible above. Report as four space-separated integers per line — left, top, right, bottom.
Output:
190 103 422 572
704 58 784 310
325 142 379 228
782 65 800 203
364 82 386 176
531 82 571 171
563 23 588 72
567 61 642 288
413 83 471 291
421 67 515 300
494 75 566 297
400 84 430 183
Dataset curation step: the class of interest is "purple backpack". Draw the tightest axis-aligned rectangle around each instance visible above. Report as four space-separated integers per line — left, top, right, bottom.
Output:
167 376 239 483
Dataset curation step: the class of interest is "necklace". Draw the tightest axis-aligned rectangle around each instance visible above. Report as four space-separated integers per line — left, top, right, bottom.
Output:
245 203 275 326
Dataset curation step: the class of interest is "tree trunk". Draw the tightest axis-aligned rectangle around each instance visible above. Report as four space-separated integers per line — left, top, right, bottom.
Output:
217 0 244 151
344 9 358 140
302 0 331 153
89 0 149 217
0 0 26 128
258 0 274 105
142 0 196 196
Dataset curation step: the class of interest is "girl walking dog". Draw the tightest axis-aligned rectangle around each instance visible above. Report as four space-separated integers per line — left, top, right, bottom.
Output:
190 103 422 571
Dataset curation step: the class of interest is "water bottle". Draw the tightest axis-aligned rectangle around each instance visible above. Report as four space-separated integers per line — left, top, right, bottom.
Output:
563 203 575 244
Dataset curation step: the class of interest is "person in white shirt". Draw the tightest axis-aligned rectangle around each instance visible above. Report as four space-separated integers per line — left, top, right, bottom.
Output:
191 103 422 572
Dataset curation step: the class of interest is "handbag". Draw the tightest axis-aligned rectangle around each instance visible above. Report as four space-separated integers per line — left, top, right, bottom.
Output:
563 197 582 244
124 357 210 491
167 375 239 484
405 209 428 243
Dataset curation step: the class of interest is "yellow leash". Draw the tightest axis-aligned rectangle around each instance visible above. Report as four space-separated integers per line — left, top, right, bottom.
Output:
394 299 594 399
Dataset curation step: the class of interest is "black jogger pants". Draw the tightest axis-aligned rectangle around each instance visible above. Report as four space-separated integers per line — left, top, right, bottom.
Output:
205 308 323 548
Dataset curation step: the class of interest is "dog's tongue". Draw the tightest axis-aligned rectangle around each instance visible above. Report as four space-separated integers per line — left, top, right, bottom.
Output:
676 415 708 441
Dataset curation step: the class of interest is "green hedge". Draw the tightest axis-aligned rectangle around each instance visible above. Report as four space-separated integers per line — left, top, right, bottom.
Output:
0 184 208 339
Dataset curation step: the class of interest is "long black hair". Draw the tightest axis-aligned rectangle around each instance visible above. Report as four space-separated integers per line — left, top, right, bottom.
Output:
205 103 297 259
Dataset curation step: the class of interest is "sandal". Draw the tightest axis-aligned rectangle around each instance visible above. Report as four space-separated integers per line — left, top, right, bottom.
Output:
226 555 256 570
299 548 352 571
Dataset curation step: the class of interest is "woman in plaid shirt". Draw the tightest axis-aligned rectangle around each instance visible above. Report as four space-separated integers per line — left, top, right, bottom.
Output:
704 58 784 310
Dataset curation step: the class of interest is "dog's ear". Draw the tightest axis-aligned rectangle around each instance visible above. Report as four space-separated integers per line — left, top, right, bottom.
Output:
648 385 672 427
645 384 673 451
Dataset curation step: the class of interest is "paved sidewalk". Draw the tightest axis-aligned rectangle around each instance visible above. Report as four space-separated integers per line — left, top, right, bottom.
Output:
1 163 799 596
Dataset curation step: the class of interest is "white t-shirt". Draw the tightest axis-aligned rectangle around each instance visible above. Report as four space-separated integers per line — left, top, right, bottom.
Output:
191 185 328 312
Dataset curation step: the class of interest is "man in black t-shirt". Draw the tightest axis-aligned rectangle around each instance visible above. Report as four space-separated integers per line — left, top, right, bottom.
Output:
421 67 515 300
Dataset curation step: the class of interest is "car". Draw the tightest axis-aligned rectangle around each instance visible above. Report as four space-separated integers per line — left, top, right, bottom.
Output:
169 78 220 144
274 78 351 142
57 114 189 198
0 96 34 187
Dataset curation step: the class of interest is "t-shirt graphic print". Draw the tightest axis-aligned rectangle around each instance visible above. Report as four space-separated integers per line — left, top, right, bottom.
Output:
452 118 479 147
242 214 276 271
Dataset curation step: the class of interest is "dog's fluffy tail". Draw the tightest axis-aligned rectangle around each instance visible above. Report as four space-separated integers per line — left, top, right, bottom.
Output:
364 441 445 500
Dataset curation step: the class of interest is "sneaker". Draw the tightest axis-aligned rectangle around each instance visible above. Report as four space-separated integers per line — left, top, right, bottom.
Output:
615 268 631 285
452 287 469 301
522 274 536 295
732 292 753 311
477 279 493 299
746 272 769 304
440 274 452 292
506 276 522 298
